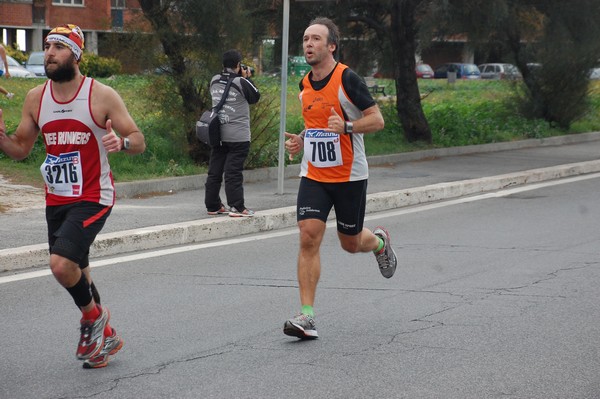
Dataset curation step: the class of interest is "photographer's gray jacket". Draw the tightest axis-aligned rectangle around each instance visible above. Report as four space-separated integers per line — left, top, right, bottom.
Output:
209 70 260 142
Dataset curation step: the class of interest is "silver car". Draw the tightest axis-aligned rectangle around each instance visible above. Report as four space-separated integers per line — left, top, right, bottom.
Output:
1 55 36 78
25 51 46 77
478 63 522 80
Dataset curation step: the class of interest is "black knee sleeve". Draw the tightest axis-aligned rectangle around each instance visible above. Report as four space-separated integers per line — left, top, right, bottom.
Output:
65 273 93 308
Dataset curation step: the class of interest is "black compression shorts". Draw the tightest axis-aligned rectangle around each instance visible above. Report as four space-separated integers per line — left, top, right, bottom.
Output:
296 177 367 236
46 201 112 268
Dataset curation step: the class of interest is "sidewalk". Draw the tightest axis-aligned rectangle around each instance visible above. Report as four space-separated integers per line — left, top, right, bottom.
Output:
2 132 600 272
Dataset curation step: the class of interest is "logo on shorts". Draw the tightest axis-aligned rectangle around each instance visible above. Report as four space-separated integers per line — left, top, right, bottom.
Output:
298 206 320 216
337 221 356 229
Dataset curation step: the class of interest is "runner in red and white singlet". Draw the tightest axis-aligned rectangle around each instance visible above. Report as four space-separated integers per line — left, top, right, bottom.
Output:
0 24 145 368
38 76 115 206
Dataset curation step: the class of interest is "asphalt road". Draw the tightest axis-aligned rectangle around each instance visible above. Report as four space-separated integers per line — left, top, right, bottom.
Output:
1 173 599 398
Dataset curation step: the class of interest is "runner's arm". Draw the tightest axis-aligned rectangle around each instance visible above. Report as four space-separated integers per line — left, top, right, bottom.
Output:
340 69 385 134
349 104 384 134
0 46 10 78
95 84 145 154
0 89 41 160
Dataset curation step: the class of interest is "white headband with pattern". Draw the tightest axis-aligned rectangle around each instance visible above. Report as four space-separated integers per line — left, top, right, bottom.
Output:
45 34 83 60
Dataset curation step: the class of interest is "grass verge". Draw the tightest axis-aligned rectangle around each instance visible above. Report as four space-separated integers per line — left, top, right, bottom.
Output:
1 76 599 187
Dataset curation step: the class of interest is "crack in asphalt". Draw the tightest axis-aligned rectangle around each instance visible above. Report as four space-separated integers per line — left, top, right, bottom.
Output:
379 262 599 343
63 350 233 399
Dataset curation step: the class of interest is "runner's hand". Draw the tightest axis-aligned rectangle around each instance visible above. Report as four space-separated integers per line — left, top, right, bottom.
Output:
101 119 122 153
285 132 303 161
326 107 344 134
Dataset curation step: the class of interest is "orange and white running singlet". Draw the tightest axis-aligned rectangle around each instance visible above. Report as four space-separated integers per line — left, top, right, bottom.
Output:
37 77 115 206
299 63 368 183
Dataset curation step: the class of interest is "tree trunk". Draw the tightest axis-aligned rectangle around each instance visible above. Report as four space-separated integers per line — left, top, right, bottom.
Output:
390 0 432 143
139 0 208 160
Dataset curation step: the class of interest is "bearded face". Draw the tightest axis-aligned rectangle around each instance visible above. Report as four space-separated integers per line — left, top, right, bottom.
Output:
45 52 77 83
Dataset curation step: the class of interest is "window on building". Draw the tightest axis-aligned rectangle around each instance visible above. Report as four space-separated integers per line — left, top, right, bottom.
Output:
112 9 124 29
111 0 126 9
52 0 84 5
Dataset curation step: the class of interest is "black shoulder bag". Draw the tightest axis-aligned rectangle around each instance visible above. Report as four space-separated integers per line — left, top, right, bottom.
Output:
196 74 234 146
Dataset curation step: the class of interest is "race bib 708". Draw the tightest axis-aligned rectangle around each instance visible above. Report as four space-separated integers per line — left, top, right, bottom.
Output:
303 129 343 168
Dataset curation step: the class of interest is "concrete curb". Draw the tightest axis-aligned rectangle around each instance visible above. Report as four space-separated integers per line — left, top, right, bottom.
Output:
4 159 600 272
115 132 600 199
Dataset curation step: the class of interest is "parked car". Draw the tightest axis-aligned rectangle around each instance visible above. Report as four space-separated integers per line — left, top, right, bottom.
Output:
478 63 522 80
0 55 36 78
434 63 481 79
416 63 434 79
24 51 46 77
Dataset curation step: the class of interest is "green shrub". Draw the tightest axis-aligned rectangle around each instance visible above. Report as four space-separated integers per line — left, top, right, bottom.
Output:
5 44 27 64
80 53 122 77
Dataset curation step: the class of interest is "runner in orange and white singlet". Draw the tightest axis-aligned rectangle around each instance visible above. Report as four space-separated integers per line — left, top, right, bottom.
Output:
283 17 399 340
298 62 370 182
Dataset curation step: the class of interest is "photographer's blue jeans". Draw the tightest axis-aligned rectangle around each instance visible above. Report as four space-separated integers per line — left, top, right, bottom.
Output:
204 141 250 212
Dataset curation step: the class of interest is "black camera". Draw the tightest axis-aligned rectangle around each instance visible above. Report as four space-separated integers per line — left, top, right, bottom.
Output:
241 64 255 75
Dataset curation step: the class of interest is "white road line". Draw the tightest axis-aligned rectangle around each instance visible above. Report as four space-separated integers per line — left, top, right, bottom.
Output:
2 172 599 285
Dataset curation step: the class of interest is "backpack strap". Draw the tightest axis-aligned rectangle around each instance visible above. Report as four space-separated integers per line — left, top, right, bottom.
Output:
212 73 235 112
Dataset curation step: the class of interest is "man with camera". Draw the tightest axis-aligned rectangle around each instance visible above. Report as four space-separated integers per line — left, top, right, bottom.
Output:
204 49 260 217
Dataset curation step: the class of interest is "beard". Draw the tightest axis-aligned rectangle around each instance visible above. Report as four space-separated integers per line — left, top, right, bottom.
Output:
45 55 77 82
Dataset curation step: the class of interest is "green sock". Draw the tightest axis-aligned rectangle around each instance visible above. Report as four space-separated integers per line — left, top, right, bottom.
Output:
301 305 314 317
374 237 384 253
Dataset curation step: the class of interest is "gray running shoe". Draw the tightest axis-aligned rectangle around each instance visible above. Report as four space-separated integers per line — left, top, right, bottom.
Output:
283 313 318 339
373 227 397 279
76 306 109 360
229 207 255 217
83 328 124 369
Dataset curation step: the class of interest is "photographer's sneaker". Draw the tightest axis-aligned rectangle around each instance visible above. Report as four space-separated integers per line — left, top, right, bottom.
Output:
207 204 229 215
283 313 318 339
229 207 255 217
76 306 109 360
83 328 124 369
6 92 14 100
373 227 397 279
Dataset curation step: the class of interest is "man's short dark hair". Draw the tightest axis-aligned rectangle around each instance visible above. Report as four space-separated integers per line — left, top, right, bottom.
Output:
223 50 242 69
308 17 340 58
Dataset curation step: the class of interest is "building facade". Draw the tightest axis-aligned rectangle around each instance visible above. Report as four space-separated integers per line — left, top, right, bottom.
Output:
0 0 146 54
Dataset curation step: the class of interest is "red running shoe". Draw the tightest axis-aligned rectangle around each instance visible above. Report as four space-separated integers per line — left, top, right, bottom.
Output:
83 328 124 369
76 306 109 360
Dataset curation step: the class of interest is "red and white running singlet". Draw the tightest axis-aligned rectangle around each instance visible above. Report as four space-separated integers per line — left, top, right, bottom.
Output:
37 77 115 206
